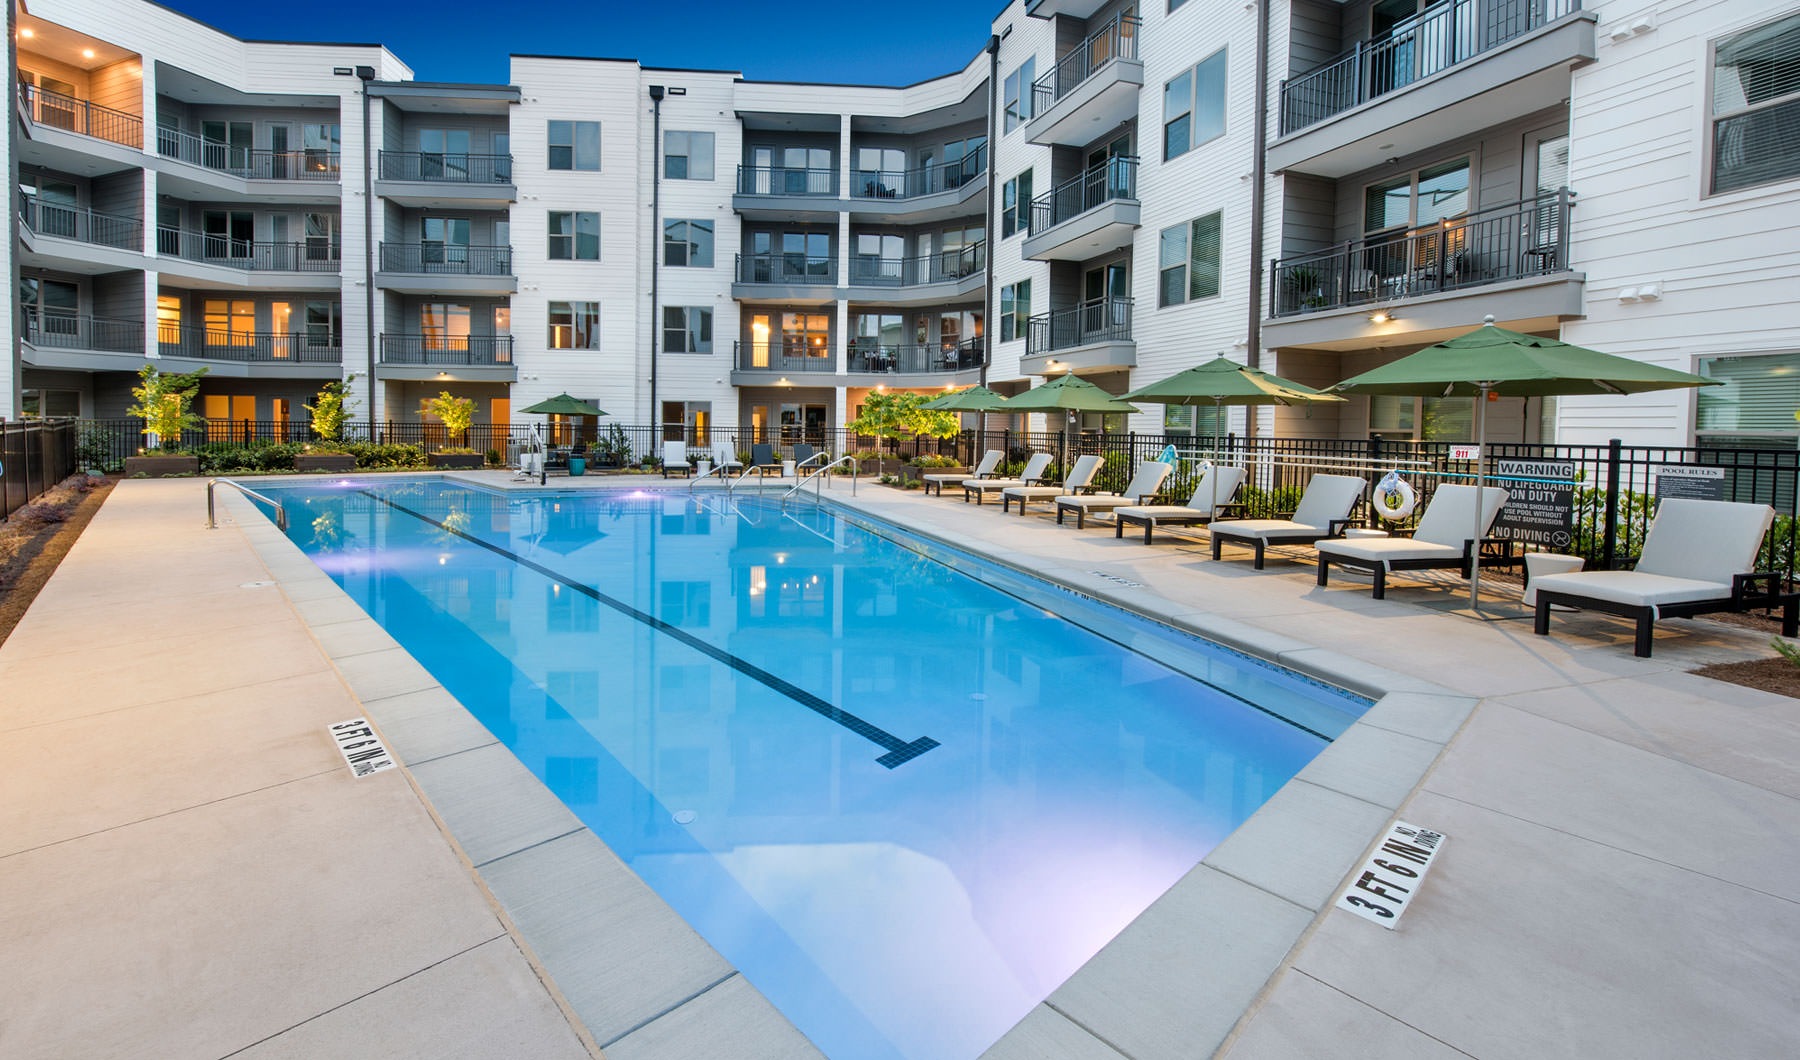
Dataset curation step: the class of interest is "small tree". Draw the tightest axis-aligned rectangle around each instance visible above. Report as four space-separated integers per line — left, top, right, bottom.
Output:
127 363 208 451
304 374 358 444
847 392 959 453
424 391 477 450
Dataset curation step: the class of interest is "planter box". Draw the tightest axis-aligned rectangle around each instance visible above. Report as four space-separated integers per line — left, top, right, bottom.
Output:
900 464 966 484
427 452 485 470
295 454 356 473
124 455 200 477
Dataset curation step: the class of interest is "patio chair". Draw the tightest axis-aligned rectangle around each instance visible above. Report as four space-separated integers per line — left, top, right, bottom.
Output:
924 449 1001 496
1209 473 1368 569
709 443 744 475
1315 484 1510 599
1532 498 1798 657
792 443 824 474
660 441 691 478
1114 465 1249 544
749 442 784 479
1055 461 1172 529
1002 454 1103 515
963 453 1051 505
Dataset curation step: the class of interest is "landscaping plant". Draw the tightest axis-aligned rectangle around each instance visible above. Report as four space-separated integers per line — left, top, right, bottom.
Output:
126 363 208 451
304 375 357 446
423 391 477 451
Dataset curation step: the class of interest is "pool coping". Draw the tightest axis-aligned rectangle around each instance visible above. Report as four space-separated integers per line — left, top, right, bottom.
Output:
219 477 1463 1059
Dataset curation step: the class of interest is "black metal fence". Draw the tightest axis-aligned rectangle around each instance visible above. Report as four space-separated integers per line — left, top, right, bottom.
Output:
1 419 80 522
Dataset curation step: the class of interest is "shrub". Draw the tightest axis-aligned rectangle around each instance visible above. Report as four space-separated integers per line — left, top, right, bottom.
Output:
304 376 357 442
127 363 208 451
910 454 959 468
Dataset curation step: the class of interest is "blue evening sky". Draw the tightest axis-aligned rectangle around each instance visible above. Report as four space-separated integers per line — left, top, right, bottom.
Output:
154 0 1001 87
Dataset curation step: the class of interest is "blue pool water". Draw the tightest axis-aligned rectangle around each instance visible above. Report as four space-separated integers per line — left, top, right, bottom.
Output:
258 479 1369 1059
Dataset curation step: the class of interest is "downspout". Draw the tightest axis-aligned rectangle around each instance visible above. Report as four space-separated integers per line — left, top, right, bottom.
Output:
359 67 376 438
648 85 665 437
981 34 999 388
6 0 18 417
1247 0 1272 389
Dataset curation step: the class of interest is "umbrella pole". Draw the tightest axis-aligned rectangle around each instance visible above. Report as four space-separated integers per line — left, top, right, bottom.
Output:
1469 385 1491 610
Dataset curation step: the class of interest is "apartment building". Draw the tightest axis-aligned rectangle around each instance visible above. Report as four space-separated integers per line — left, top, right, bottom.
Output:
8 0 1800 452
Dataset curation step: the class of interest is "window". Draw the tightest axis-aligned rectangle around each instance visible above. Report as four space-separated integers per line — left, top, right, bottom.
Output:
547 211 600 260
304 213 338 262
1002 169 1034 238
548 301 601 350
422 216 470 266
547 120 600 170
1711 12 1800 194
421 303 472 351
1164 49 1228 160
303 123 339 173
663 306 713 354
1169 0 1190 10
304 301 341 349
1158 212 1223 306
663 219 714 267
664 131 714 180
203 299 255 346
1000 280 1031 342
1004 58 1037 132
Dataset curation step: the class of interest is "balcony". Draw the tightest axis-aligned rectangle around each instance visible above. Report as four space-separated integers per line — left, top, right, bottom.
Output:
376 243 516 296
733 166 841 222
847 148 987 224
20 309 144 370
732 253 839 304
1021 157 1140 261
154 324 343 378
1025 14 1143 147
843 244 986 304
378 334 517 382
19 197 144 273
156 228 343 290
1021 297 1135 374
376 151 516 209
732 340 838 378
155 127 340 180
1270 0 1595 177
845 339 986 376
1263 190 1585 350
17 84 142 148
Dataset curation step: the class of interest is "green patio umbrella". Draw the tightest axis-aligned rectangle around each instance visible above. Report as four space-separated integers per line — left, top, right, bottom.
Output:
1124 356 1345 517
1331 316 1720 607
519 393 607 417
922 385 1012 412
1004 372 1138 473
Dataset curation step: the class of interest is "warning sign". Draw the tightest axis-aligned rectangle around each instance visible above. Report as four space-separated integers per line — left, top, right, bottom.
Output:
1491 458 1576 550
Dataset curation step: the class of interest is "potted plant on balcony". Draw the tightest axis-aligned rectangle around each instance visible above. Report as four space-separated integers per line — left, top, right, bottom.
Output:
1283 266 1327 311
423 391 484 469
297 375 358 473
123 363 207 477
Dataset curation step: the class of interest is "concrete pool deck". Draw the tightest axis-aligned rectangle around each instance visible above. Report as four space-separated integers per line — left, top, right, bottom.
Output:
3 473 1797 1058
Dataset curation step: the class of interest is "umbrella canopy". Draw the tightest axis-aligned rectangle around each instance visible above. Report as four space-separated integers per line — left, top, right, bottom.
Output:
923 385 1013 412
519 392 608 417
1004 372 1139 413
1124 356 1345 407
1331 317 1719 608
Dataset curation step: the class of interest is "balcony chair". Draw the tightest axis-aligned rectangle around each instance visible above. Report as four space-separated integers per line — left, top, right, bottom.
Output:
963 452 1052 505
1531 498 1798 657
1113 465 1249 544
1314 484 1511 599
1209 473 1368 568
1001 454 1104 514
923 449 1001 496
1054 460 1172 529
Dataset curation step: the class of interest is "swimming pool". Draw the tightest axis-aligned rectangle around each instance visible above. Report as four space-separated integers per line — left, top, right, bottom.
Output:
259 479 1369 1059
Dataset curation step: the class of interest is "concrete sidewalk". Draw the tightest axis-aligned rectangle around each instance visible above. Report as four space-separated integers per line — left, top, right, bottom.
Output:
4 473 1797 1059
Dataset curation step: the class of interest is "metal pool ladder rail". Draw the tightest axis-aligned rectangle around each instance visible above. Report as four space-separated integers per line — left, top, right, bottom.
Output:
784 455 859 502
207 478 288 531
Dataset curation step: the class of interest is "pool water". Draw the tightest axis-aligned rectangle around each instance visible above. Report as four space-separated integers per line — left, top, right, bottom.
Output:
260 479 1369 1059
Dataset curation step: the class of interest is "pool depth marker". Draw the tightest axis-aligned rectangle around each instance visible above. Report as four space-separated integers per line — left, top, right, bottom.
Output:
363 491 939 769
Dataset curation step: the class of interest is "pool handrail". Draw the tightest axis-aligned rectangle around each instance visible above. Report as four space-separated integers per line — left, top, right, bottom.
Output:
207 478 288 531
784 454 859 501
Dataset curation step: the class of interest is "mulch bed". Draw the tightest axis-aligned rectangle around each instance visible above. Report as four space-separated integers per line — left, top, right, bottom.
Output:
0 475 115 647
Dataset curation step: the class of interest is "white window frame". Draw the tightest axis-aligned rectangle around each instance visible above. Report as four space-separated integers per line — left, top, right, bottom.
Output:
1004 58 1037 133
1163 48 1228 161
1000 279 1032 342
548 300 601 350
1706 11 1800 197
663 306 714 354
547 210 601 261
664 130 715 180
547 120 600 171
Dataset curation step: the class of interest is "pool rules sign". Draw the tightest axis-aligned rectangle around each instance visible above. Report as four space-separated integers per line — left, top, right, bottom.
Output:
1336 821 1447 928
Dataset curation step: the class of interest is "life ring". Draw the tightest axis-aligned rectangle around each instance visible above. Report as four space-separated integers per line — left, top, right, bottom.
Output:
1374 471 1417 521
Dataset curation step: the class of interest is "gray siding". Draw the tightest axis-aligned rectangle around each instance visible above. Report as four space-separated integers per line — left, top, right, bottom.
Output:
1280 173 1336 258
1287 0 1347 76
92 171 143 218
92 273 144 320
396 115 508 154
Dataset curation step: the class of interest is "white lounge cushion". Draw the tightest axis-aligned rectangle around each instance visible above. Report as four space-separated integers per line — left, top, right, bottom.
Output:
1055 493 1135 511
1408 484 1509 547
924 450 1003 485
1056 460 1172 510
1124 465 1246 520
1289 474 1369 529
966 478 1028 493
1317 538 1465 564
1530 570 1734 611
1003 455 1102 501
1212 518 1334 542
966 452 1052 494
1635 498 1773 584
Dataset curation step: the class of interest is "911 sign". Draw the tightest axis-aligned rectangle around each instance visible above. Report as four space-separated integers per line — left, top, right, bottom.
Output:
1336 821 1447 928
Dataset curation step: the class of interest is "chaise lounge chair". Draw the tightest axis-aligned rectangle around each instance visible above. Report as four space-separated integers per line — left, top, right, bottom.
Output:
661 441 692 478
1315 484 1510 598
1002 454 1103 514
1114 465 1248 544
1055 460 1172 529
964 453 1052 505
1532 497 1798 657
1209 473 1367 568
924 450 1001 496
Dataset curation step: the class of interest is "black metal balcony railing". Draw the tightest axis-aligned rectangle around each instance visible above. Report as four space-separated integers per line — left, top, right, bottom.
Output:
1026 297 1134 356
378 151 514 184
378 243 514 276
1279 0 1582 135
736 165 838 197
155 126 340 179
847 338 986 374
19 196 142 250
1031 13 1142 116
735 253 838 285
379 334 515 366
733 341 838 373
1028 156 1138 235
846 243 986 287
1268 188 1576 316
156 324 342 364
17 84 143 148
157 228 342 271
21 309 144 353
851 145 988 200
